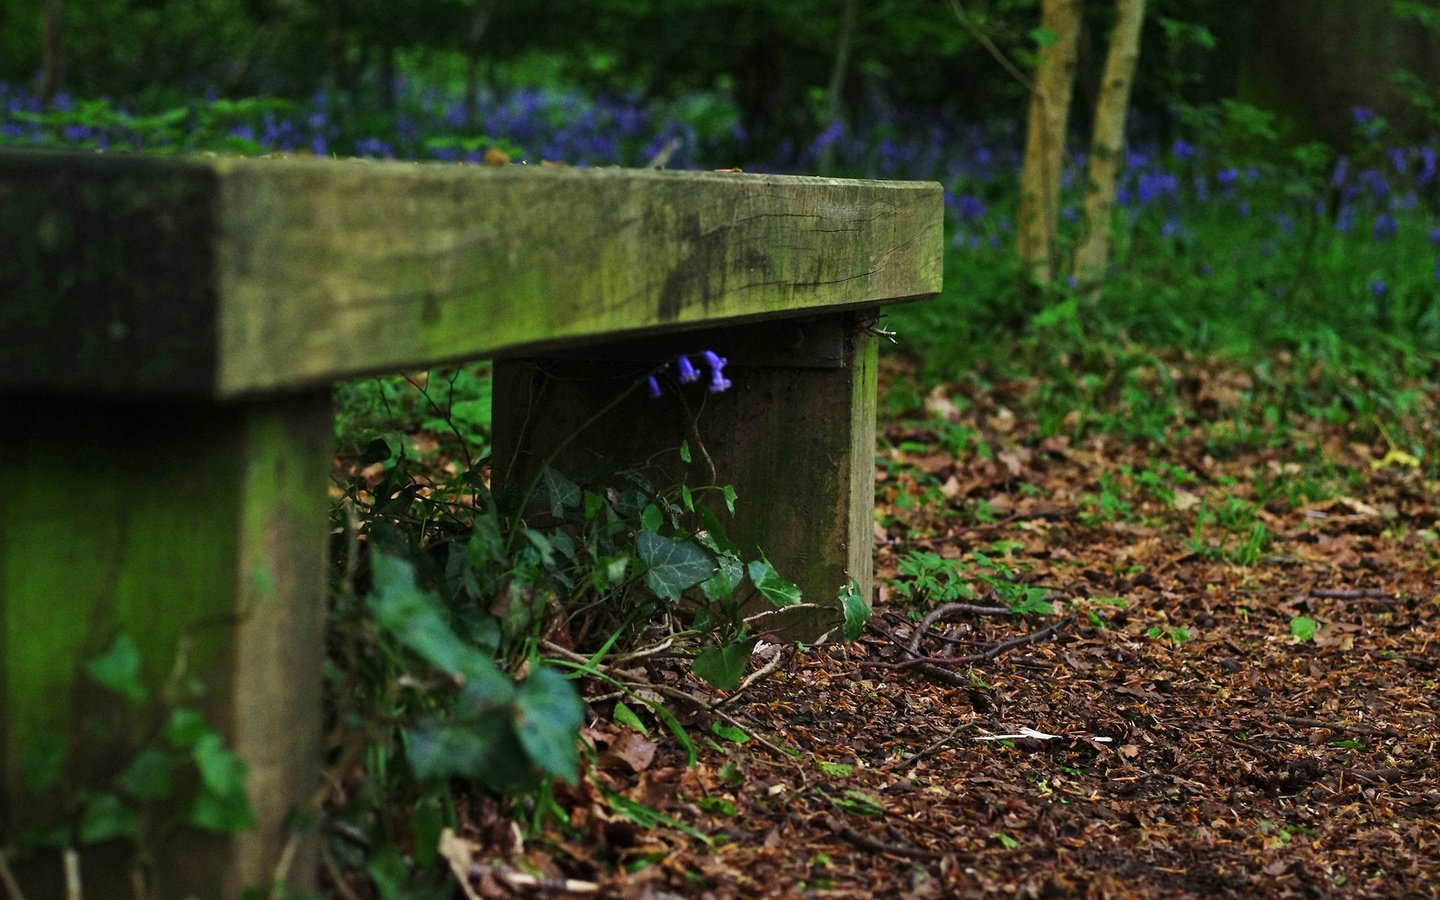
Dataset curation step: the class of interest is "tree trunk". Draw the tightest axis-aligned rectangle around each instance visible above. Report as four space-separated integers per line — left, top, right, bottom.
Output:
818 0 858 174
39 0 65 107
1017 0 1082 285
464 0 498 126
1072 0 1146 292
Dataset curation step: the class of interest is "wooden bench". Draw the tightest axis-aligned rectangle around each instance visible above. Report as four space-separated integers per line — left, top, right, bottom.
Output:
0 149 941 895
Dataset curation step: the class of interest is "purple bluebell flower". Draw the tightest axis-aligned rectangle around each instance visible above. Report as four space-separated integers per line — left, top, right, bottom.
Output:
676 355 700 383
1336 205 1355 233
1370 279 1387 297
1353 107 1376 126
1429 228 1440 246
1358 168 1390 199
1420 147 1436 184
1388 147 1408 175
1373 214 1398 242
1135 171 1175 205
1331 156 1350 188
808 119 845 159
1171 139 1194 161
1217 168 1239 187
645 375 662 398
952 193 986 222
702 350 731 393
1161 218 1181 238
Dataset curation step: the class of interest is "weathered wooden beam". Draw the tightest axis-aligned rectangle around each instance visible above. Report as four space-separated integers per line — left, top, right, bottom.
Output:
0 150 943 399
491 312 878 641
0 394 331 897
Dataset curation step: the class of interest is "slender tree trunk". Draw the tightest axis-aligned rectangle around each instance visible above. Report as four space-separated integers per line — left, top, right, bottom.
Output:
1072 0 1146 292
819 0 858 174
463 0 498 125
39 0 65 107
1017 0 1082 285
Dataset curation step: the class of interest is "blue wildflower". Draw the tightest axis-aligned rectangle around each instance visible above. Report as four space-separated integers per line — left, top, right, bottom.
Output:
1358 168 1389 199
1137 171 1178 204
1217 168 1239 187
645 375 662 399
1171 139 1194 161
702 350 732 393
1389 147 1408 175
676 355 700 384
1429 228 1440 246
1331 156 1350 188
1370 279 1387 297
1336 205 1355 233
952 193 986 222
1353 107 1376 126
1373 214 1398 242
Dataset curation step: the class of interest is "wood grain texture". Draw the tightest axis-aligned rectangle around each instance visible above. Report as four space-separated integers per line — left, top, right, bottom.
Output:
0 150 942 398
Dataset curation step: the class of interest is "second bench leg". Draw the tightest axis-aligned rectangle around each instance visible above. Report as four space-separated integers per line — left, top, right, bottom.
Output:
492 315 877 641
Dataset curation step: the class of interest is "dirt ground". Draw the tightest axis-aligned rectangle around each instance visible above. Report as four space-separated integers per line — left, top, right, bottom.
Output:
446 358 1440 899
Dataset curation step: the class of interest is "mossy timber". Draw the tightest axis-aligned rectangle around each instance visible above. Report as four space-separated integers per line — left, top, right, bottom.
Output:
0 149 941 896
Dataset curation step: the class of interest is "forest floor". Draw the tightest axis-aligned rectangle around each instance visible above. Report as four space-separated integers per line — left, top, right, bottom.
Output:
441 355 1439 899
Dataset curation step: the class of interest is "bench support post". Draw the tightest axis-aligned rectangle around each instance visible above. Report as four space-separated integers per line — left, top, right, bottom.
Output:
492 313 877 641
0 394 330 897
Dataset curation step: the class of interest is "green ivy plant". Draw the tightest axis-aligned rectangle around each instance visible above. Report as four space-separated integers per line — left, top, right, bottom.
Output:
11 634 255 885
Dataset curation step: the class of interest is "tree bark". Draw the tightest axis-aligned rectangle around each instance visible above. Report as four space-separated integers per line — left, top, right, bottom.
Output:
39 0 65 107
1072 0 1146 292
464 0 498 125
818 0 858 174
1017 0 1082 285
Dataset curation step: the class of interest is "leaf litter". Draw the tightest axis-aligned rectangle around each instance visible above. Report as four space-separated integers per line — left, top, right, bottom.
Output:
441 353 1438 898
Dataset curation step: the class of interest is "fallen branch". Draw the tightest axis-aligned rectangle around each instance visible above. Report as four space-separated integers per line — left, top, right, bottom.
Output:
1310 587 1396 601
865 616 1075 672
883 721 971 771
1277 715 1400 739
835 824 941 862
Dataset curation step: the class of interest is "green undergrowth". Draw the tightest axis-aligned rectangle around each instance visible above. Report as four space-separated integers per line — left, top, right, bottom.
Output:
322 366 866 892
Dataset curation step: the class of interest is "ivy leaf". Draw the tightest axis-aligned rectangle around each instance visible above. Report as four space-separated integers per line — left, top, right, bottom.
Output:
746 559 802 608
539 466 581 517
370 552 511 695
693 640 756 691
637 532 716 601
166 708 210 749
84 633 148 704
700 555 745 602
120 749 174 801
840 579 870 642
20 733 66 792
513 666 584 784
188 734 256 833
79 793 141 844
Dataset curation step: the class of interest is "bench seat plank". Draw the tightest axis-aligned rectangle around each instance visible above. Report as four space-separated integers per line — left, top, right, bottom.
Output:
0 151 942 398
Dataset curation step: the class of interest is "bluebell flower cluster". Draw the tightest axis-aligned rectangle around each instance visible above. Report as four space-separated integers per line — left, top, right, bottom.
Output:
646 351 731 400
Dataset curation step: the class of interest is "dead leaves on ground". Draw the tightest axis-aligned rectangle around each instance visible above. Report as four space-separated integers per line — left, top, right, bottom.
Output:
444 354 1437 898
